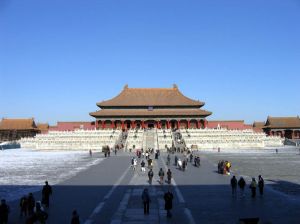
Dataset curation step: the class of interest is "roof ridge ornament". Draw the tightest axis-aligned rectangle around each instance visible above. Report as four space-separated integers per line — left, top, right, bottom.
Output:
173 84 178 89
124 84 129 89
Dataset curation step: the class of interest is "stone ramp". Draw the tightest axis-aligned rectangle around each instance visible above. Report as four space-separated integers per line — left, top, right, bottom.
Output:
110 156 188 224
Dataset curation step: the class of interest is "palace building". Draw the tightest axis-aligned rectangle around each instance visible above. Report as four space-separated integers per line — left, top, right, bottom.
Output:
90 84 212 130
0 118 39 142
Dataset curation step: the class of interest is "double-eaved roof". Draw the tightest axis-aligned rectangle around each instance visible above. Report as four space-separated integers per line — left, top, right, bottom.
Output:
91 85 212 118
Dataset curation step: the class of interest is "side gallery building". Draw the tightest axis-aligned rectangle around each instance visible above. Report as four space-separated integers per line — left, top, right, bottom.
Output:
90 85 212 130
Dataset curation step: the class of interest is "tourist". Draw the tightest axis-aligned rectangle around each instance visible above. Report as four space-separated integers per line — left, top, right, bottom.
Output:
108 149 111 157
158 168 165 185
250 178 257 198
89 149 92 157
141 188 151 215
238 177 246 198
27 193 35 216
133 158 137 171
258 175 265 196
182 160 186 171
164 190 174 218
167 154 171 166
148 169 154 185
276 148 278 154
141 160 146 173
231 176 237 197
131 157 134 169
167 169 172 184
197 156 201 167
0 199 10 224
34 201 48 223
71 210 80 224
174 156 178 166
145 152 149 160
189 153 193 163
114 148 117 155
225 161 231 175
177 159 182 170
42 181 53 208
20 195 28 217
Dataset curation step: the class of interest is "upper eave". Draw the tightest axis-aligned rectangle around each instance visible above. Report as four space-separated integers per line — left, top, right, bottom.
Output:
97 85 204 108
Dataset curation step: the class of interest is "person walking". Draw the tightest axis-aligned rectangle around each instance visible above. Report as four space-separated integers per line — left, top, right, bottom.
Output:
27 193 35 216
42 181 52 208
167 169 172 184
250 178 257 198
164 190 174 218
158 168 165 185
71 210 80 224
238 177 246 198
20 195 28 217
141 160 146 173
174 156 178 166
258 175 265 196
148 169 154 185
231 176 238 197
167 154 171 166
0 199 10 224
189 153 193 163
141 188 151 215
133 158 137 171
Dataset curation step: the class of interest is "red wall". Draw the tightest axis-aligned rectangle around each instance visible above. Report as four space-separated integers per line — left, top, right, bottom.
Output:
207 121 253 130
49 122 95 131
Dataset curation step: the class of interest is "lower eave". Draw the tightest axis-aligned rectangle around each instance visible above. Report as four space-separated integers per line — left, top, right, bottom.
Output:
90 109 212 118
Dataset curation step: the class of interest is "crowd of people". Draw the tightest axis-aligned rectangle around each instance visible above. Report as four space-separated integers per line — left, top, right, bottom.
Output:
0 181 83 224
230 175 265 198
217 160 231 175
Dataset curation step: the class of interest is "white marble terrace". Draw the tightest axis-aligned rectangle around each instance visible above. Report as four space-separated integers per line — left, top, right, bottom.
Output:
20 128 283 151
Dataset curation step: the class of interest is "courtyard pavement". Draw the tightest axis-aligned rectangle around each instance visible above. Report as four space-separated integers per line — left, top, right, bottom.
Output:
7 152 300 224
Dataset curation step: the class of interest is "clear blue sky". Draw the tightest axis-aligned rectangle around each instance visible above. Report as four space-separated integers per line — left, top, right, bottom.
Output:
0 0 299 125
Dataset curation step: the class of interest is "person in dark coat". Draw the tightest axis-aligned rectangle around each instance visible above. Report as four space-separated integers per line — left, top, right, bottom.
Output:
164 190 173 218
174 156 178 166
167 169 172 184
0 199 10 224
250 178 257 198
231 176 237 197
148 169 154 185
258 175 264 196
20 195 28 217
71 210 80 224
238 177 246 198
27 193 35 216
42 181 52 208
141 188 151 215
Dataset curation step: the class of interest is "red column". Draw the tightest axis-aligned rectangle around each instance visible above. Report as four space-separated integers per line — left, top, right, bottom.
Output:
187 120 190 129
111 120 115 129
167 120 170 129
157 120 161 129
282 131 285 138
197 120 201 129
121 120 125 129
95 120 98 129
177 120 180 129
204 120 208 129
142 120 145 129
131 120 135 129
101 120 105 129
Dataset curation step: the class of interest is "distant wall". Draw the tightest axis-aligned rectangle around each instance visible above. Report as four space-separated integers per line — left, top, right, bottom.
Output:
49 122 95 131
207 121 253 131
